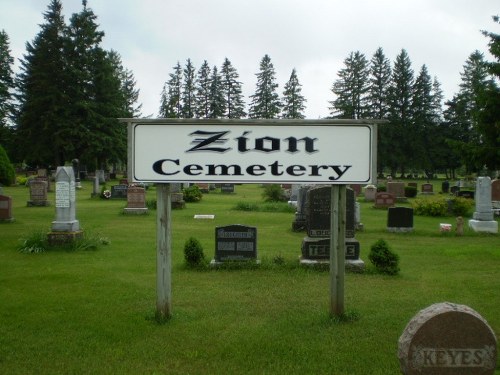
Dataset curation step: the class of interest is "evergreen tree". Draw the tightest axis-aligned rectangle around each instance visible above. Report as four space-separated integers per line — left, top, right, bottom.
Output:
445 51 492 173
220 58 246 119
281 68 306 119
181 58 196 118
367 47 391 119
159 62 182 118
208 66 225 118
195 60 211 118
329 51 370 119
476 15 500 172
0 30 15 155
386 49 415 177
16 0 69 167
248 54 281 119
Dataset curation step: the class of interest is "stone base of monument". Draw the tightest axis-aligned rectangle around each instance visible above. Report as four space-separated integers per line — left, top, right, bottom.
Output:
0 217 15 223
209 259 260 267
51 220 80 232
387 226 414 233
123 207 148 215
468 219 498 233
27 200 50 207
292 220 306 231
47 230 84 246
299 257 365 271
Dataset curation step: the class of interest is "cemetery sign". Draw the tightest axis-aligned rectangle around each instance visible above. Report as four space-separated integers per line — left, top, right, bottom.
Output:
125 119 377 184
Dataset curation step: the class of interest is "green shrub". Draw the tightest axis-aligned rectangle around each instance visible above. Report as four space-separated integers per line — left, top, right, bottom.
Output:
404 186 417 198
0 145 15 186
183 185 202 202
146 198 157 210
377 185 386 192
411 197 448 216
368 239 400 275
183 237 205 267
448 196 474 217
262 184 287 202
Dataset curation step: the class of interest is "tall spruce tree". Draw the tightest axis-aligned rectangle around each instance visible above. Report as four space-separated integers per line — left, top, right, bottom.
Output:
329 51 370 119
281 68 306 119
159 62 183 118
208 66 225 118
195 60 211 118
181 59 196 118
248 54 281 119
16 0 69 167
386 49 415 177
220 58 246 119
0 30 15 155
476 15 500 172
367 47 391 119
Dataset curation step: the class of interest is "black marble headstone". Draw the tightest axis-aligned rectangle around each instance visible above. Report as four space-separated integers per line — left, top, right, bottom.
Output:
215 224 257 261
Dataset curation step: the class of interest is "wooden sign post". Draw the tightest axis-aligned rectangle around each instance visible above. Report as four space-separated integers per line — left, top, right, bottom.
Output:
330 185 346 316
156 183 172 320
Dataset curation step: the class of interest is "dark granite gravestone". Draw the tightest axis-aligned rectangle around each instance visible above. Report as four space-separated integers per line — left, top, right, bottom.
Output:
221 184 235 193
387 207 414 232
305 186 331 237
374 192 396 209
292 185 310 231
111 184 128 199
398 302 497 375
441 180 450 193
214 224 257 262
457 190 474 199
0 194 14 222
450 185 460 196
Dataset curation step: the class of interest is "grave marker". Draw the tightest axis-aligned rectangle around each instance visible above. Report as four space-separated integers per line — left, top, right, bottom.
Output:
220 183 235 193
123 186 148 214
421 183 434 194
374 192 396 209
0 194 14 222
111 184 128 199
213 224 257 262
469 177 498 233
27 179 49 206
387 207 414 232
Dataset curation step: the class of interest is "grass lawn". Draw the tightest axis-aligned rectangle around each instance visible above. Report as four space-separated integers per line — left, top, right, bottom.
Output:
0 181 499 374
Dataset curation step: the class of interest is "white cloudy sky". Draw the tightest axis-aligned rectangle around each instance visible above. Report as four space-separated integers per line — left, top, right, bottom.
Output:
1 0 498 118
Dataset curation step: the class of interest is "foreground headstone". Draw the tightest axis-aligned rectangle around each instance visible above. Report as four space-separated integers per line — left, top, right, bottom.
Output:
48 166 82 245
123 186 148 214
27 179 49 206
387 207 414 232
213 224 257 263
398 302 497 375
469 177 498 233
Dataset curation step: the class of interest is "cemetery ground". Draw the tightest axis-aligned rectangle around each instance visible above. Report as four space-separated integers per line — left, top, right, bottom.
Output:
0 181 499 375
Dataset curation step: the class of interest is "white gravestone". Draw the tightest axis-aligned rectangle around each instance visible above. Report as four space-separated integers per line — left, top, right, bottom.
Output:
469 177 498 233
51 166 80 232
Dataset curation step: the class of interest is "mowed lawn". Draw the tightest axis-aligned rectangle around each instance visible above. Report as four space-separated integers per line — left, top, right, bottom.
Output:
0 181 499 374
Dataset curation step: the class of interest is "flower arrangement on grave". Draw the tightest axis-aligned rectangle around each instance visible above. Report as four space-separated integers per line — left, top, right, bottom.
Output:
101 188 111 199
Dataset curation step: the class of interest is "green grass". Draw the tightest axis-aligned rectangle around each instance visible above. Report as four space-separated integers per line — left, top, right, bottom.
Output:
0 181 499 374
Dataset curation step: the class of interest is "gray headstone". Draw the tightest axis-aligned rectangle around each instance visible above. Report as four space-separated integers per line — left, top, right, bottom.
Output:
364 185 377 202
473 177 493 221
28 179 49 206
387 181 405 198
51 166 79 232
214 224 257 262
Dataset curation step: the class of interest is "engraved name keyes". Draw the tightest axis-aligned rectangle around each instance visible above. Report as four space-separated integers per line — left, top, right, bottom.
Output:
130 122 374 183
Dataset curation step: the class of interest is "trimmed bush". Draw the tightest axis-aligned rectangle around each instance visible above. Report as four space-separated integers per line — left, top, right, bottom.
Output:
262 184 287 202
183 185 202 202
368 239 400 275
411 197 448 216
183 237 205 267
448 196 474 217
404 186 417 198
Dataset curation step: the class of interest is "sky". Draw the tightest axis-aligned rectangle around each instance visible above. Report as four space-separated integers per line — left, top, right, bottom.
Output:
1 0 498 119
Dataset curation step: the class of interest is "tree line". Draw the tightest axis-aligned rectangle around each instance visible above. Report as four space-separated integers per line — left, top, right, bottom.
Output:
0 0 498 179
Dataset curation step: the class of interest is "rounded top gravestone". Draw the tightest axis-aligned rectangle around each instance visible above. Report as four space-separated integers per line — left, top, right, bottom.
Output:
398 302 497 375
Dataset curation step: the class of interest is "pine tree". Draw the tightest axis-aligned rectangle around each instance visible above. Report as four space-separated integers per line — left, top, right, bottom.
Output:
208 66 225 118
220 58 246 119
195 60 211 118
329 51 370 119
386 49 415 177
281 68 306 119
0 30 15 155
16 0 69 166
181 59 196 118
159 62 183 118
367 47 391 119
249 54 281 119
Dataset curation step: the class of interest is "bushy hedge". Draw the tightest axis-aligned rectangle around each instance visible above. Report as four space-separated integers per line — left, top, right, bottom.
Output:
262 184 287 202
183 185 202 202
412 196 473 217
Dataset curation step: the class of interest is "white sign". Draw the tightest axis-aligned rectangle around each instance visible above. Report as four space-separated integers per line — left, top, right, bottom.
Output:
126 120 377 184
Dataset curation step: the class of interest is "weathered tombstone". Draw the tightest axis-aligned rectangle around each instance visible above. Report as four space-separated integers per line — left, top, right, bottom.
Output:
469 177 498 233
421 183 434 195
387 181 405 199
220 183 235 193
170 183 185 209
364 184 377 202
111 184 128 199
123 186 148 214
387 207 414 232
96 169 105 184
441 180 450 193
374 192 396 209
213 224 257 263
197 183 210 193
27 179 50 206
48 166 82 244
292 185 310 231
0 194 14 222
398 302 497 375
301 187 364 270
72 159 82 189
37 168 47 177
91 176 100 198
